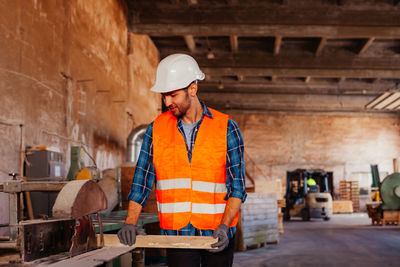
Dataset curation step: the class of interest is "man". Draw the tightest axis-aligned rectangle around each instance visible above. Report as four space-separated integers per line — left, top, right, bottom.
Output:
118 54 246 267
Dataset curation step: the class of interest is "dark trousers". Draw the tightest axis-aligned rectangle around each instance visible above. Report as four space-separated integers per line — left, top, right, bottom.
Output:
166 236 235 267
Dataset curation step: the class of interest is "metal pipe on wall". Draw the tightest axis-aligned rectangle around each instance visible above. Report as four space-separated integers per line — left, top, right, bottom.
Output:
126 124 148 163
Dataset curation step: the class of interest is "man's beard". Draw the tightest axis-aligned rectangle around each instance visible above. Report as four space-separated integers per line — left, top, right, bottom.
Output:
170 93 191 118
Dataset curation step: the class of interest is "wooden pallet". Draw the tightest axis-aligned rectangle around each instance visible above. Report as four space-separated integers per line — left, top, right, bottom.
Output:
236 193 279 251
339 181 360 212
333 200 353 214
382 211 400 226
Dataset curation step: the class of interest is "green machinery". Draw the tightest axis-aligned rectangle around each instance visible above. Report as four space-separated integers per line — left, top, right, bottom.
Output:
380 173 400 210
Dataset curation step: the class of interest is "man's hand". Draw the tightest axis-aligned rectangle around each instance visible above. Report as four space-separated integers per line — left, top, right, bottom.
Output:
117 224 144 246
209 224 229 253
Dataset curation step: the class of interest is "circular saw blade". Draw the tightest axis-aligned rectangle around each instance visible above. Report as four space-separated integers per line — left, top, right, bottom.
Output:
69 216 98 257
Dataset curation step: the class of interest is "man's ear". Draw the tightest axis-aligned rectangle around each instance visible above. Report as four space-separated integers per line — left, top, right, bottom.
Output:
188 82 198 97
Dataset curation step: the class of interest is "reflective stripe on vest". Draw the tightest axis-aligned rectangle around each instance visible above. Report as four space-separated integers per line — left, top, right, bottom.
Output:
157 179 227 194
153 108 239 230
156 202 227 214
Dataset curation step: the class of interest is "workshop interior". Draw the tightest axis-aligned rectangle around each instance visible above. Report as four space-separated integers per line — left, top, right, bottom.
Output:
2 0 400 266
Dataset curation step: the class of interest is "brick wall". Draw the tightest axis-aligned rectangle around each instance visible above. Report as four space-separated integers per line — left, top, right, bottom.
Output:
231 113 400 195
0 0 160 234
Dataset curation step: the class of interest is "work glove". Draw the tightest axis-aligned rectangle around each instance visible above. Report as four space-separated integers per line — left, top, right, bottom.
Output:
209 224 229 253
117 224 145 246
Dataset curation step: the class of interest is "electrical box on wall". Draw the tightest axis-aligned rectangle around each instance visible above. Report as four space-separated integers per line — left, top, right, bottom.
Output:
25 150 64 179
25 149 65 218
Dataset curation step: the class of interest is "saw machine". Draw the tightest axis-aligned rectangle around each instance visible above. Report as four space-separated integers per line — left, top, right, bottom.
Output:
17 180 108 263
1 179 217 266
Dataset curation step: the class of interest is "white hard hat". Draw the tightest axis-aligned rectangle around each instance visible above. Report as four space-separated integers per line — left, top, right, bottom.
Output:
150 54 205 93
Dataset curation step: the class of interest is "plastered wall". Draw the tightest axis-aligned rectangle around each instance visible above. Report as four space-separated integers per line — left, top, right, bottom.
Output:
232 113 400 196
0 0 160 234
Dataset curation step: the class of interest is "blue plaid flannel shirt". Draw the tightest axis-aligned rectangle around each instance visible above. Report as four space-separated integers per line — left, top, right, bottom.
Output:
128 101 246 240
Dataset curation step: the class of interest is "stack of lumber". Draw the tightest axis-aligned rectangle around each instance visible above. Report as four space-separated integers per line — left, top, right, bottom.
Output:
339 181 360 212
332 200 353 214
236 193 278 251
277 199 285 234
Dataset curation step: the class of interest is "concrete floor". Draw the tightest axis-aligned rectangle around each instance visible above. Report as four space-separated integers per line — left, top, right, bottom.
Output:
233 213 400 267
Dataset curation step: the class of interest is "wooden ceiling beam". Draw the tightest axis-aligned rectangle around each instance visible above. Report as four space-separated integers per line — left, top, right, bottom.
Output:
132 25 400 38
183 35 196 52
230 35 238 53
200 105 397 116
316 37 327 56
199 84 382 96
274 35 282 55
359 37 375 54
170 0 198 4
199 93 375 112
130 5 400 38
202 67 400 79
200 79 395 89
196 54 400 76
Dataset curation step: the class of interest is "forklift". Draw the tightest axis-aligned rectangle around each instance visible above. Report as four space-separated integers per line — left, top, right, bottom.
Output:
283 169 333 221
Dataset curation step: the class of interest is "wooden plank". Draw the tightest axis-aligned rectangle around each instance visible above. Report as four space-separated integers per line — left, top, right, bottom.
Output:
99 234 217 249
9 193 18 240
305 76 311 83
42 247 132 267
21 181 67 191
183 35 196 52
359 37 375 54
274 35 282 55
315 37 327 56
230 35 238 53
1 181 67 192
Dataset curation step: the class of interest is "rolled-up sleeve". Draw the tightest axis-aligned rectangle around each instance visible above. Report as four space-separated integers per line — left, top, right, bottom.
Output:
225 119 247 203
128 123 156 207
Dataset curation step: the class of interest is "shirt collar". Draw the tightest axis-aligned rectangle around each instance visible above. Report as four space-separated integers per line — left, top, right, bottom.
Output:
177 100 213 124
200 100 213 119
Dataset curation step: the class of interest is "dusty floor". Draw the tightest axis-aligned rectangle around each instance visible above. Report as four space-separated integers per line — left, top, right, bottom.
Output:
233 213 400 267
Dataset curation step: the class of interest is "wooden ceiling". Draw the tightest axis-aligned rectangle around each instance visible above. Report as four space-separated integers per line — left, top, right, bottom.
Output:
126 0 400 114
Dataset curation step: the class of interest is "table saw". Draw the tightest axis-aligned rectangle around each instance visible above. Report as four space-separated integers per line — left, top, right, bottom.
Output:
0 179 216 266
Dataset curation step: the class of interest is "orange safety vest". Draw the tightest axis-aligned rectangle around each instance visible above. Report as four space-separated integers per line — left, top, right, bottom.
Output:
152 108 239 230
